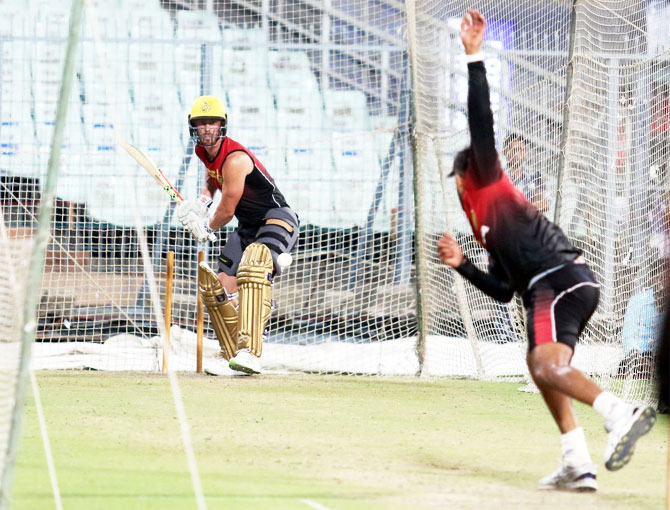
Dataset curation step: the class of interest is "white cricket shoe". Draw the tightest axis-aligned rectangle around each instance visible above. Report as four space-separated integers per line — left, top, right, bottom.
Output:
604 406 656 471
229 349 261 375
538 459 598 492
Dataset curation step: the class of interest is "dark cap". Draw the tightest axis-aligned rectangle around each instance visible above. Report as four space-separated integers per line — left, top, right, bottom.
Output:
449 147 471 177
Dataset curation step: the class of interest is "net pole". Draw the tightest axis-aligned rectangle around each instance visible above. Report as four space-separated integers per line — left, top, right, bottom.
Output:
629 58 651 266
602 59 619 317
552 0 578 224
196 251 204 374
163 251 175 374
403 0 427 375
0 0 84 507
395 83 414 286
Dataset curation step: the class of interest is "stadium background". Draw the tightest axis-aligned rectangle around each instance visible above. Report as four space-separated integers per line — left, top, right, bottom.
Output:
0 0 666 404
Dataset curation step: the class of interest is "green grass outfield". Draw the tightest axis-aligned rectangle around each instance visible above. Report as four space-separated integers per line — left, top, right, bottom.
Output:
10 372 668 510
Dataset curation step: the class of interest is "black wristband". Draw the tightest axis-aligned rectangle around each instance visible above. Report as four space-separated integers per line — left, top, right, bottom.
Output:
454 256 476 279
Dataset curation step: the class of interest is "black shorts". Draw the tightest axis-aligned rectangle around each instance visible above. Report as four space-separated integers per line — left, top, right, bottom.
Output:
522 263 600 351
218 207 299 277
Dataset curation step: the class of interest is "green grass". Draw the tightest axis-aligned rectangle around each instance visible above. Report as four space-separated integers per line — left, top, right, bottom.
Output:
9 372 669 510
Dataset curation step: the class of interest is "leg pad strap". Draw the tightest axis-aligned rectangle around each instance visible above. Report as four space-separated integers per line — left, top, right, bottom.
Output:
198 261 238 360
236 243 273 357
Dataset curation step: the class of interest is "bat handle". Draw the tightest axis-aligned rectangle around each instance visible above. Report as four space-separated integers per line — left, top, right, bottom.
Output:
207 233 217 243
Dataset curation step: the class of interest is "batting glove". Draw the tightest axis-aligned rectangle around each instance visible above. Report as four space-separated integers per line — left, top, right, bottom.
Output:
176 195 212 223
185 216 216 243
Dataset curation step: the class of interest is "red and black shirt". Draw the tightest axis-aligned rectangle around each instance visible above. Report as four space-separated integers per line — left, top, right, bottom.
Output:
195 137 289 227
455 61 581 302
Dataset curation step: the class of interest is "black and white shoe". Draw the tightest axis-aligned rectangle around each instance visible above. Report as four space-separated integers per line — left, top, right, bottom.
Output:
604 406 656 471
538 459 598 492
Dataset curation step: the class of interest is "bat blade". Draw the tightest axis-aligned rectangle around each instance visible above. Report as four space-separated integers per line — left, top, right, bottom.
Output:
120 140 184 203
120 140 216 243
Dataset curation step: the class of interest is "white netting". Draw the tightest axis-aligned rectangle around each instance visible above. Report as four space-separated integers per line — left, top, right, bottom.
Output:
0 0 663 404
409 2 572 383
560 1 662 402
0 228 32 478
0 0 413 372
411 0 664 403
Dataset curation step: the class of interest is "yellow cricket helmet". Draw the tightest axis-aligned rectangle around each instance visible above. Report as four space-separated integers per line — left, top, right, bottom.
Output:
188 95 228 145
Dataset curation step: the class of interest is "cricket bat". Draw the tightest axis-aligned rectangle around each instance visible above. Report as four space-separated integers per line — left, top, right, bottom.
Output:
120 140 184 203
120 140 216 242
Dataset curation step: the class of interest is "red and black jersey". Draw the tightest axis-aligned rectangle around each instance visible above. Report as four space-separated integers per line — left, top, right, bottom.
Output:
455 61 581 301
195 136 289 227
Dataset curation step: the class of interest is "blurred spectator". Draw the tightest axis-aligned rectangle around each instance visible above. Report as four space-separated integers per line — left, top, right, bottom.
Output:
650 79 670 184
657 283 669 413
502 134 550 213
647 189 670 260
618 258 667 379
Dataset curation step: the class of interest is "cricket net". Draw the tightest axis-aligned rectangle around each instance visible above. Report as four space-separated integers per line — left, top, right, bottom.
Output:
0 223 32 494
410 0 665 404
0 0 663 403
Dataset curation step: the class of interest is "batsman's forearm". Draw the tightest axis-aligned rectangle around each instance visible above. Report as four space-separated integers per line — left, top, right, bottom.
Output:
209 211 233 231
455 256 514 302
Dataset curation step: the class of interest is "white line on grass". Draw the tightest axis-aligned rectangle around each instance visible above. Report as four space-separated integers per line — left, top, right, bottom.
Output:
84 1 207 509
30 371 62 510
300 499 333 510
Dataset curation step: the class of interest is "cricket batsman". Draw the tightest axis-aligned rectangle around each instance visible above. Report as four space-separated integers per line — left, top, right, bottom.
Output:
177 95 299 375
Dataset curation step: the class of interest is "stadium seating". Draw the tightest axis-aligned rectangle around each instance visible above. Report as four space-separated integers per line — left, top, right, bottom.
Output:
332 133 379 179
0 111 37 178
1 43 32 107
122 0 162 10
34 6 70 38
175 9 223 103
31 0 76 10
276 87 325 137
0 5 32 36
86 158 171 227
128 45 178 109
323 90 388 226
268 51 319 91
232 126 287 180
128 8 174 40
222 27 267 49
32 40 68 106
323 89 371 132
370 114 397 162
285 179 334 227
82 5 126 39
0 0 385 229
227 87 277 133
221 49 269 89
34 102 84 148
132 113 182 152
284 130 333 179
132 87 182 126
80 41 131 129
331 133 380 226
176 9 221 41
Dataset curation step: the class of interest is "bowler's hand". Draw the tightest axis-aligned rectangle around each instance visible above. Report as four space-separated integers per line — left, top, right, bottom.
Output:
437 232 464 268
460 9 486 55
